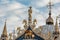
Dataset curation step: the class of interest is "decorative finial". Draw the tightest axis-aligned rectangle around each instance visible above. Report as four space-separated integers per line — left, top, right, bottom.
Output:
29 6 32 9
23 19 27 29
4 19 7 28
28 6 32 14
33 19 37 24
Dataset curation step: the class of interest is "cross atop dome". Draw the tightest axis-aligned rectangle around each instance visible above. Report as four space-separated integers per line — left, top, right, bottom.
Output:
49 0 52 14
46 0 54 25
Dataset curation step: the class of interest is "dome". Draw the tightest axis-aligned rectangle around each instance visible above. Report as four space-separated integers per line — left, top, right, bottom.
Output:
46 13 54 25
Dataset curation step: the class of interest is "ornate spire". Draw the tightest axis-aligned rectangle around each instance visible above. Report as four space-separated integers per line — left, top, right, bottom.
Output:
53 17 59 40
28 6 32 26
1 20 8 40
2 20 8 37
46 0 54 25
55 17 59 32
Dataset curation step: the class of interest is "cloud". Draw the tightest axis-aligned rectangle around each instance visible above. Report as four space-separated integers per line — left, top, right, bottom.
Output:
0 0 27 35
31 0 60 8
7 15 23 33
52 0 60 4
0 13 5 17
31 0 49 8
31 0 60 26
7 2 26 11
31 8 45 26
0 0 10 4
52 6 60 24
7 16 20 23
0 0 60 36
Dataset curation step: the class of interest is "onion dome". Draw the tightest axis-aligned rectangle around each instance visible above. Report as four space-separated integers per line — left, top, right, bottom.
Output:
46 13 54 25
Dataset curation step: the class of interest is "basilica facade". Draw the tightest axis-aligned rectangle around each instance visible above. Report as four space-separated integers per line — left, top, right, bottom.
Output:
0 1 60 40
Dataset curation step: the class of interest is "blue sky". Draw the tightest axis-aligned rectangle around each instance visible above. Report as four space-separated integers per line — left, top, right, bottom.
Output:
0 0 60 36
